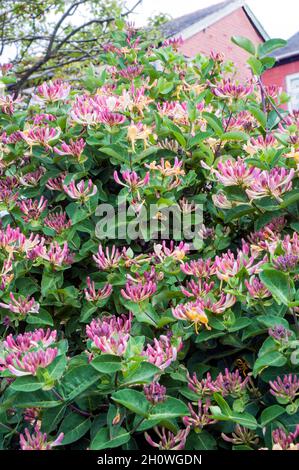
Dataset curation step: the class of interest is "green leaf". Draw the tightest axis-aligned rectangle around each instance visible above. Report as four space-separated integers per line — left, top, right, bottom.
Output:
112 389 149 417
90 427 130 450
258 39 287 58
211 394 258 429
280 189 299 208
59 413 91 445
120 362 160 386
224 204 254 223
247 105 267 128
221 131 249 141
231 36 256 55
60 364 101 402
149 397 190 420
253 351 287 377
10 375 44 392
210 405 258 429
259 269 294 306
26 309 54 326
247 57 263 76
260 405 285 426
91 355 122 374
99 146 127 164
187 430 217 450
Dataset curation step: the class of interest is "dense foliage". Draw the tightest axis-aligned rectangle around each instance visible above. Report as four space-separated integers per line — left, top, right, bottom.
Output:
0 24 299 451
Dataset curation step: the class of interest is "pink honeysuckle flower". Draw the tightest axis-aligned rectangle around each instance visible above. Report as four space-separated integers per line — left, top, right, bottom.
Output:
187 371 216 398
113 169 149 191
54 138 86 159
19 168 46 187
0 257 14 290
20 126 61 149
118 65 143 79
144 381 167 404
0 225 42 255
20 425 64 450
99 110 126 126
18 196 47 222
222 425 259 446
121 279 157 302
0 94 22 115
245 276 271 299
33 113 56 125
212 192 232 209
222 110 255 132
162 36 184 51
29 241 73 267
84 277 112 302
156 101 189 125
268 324 292 343
142 335 179 370
63 179 97 202
5 347 58 376
213 368 249 397
214 157 261 187
211 78 254 100
269 374 299 403
144 427 190 450
70 94 103 126
264 84 282 100
153 241 189 263
246 167 295 202
181 279 215 298
93 244 122 270
0 292 39 316
244 134 277 155
172 299 210 332
282 232 299 256
271 425 299 450
183 399 216 430
1 328 57 354
0 63 13 75
180 258 215 278
33 79 70 104
46 173 67 191
208 292 236 314
214 249 267 282
44 212 72 234
86 313 132 356
1 130 22 144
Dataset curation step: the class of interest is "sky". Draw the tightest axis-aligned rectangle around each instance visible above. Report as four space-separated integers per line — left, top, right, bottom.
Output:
129 0 299 40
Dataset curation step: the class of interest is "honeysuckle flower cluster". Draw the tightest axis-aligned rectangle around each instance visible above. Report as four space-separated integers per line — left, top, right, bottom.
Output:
0 328 58 377
1 26 299 452
86 314 132 356
0 292 39 316
142 335 179 370
20 425 64 450
144 427 190 450
63 179 97 202
269 374 299 403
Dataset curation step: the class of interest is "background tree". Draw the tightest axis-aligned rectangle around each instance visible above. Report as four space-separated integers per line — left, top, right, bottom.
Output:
0 0 142 91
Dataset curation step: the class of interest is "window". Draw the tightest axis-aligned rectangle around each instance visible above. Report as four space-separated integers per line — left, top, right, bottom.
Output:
286 72 299 111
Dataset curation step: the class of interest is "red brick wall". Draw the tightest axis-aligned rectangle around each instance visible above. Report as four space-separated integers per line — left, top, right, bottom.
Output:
178 7 264 80
263 60 299 91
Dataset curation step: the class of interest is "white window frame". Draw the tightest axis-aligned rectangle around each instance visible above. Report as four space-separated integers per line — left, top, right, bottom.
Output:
286 72 299 112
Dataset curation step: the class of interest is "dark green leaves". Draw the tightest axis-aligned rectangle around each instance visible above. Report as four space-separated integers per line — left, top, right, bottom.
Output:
231 36 256 55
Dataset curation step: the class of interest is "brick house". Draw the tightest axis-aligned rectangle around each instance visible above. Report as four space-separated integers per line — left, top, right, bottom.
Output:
161 0 269 80
263 32 299 111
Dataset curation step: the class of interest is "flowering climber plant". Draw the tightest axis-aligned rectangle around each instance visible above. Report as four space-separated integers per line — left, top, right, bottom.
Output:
0 24 298 452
